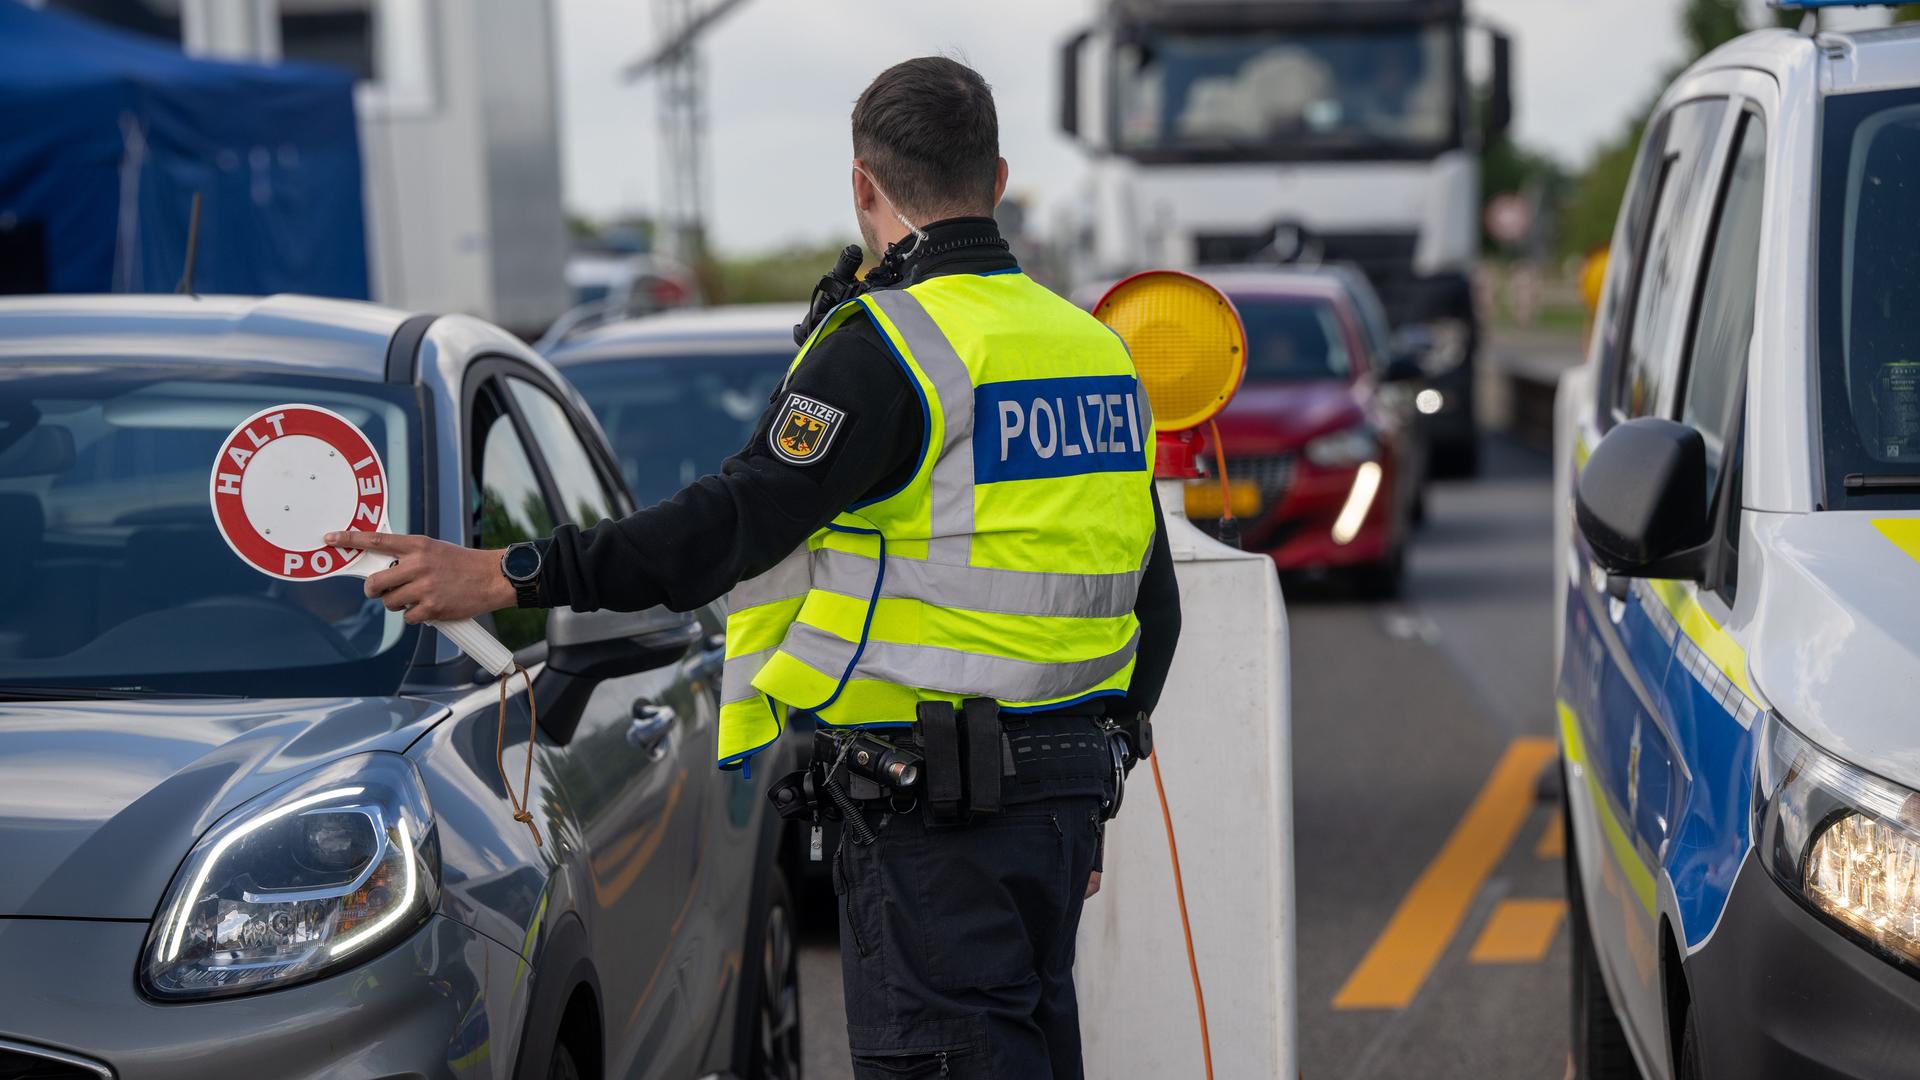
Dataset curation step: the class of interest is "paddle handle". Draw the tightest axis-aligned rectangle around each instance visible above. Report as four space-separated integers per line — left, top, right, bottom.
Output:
435 617 516 677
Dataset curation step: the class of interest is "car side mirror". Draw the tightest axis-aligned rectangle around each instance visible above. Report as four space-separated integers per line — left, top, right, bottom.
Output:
548 605 697 680
1575 418 1711 579
537 606 699 743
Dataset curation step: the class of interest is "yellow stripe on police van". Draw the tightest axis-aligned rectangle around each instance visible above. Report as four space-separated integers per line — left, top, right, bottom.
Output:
1645 579 1751 698
1559 701 1657 917
1873 518 1920 566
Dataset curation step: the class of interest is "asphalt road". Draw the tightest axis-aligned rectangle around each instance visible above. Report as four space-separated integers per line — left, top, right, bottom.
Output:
794 434 1567 1080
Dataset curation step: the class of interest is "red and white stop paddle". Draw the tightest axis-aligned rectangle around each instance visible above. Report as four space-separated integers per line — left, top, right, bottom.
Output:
208 404 516 677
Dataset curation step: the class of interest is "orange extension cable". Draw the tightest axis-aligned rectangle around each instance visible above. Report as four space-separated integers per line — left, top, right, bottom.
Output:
1150 748 1215 1079
1207 418 1235 530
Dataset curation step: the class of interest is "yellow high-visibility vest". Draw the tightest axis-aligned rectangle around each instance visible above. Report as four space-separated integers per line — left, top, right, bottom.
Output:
716 270 1159 770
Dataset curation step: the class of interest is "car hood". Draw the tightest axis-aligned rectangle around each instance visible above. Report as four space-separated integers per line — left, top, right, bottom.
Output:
1213 378 1363 455
1750 510 1920 791
0 696 445 919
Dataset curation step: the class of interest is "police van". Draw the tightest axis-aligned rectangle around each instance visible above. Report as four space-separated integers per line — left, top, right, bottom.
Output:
1554 7 1920 1078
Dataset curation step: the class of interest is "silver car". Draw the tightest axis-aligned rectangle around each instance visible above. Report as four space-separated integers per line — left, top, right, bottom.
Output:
0 295 802 1080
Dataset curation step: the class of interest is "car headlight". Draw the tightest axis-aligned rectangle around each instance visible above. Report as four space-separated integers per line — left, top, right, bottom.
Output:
142 752 440 1000
1305 425 1379 468
1419 319 1471 376
1754 713 1920 966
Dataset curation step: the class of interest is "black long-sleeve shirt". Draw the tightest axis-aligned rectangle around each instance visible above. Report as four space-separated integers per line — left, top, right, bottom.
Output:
536 218 1181 718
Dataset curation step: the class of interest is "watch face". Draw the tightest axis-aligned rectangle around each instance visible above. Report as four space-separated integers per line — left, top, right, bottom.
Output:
503 544 541 582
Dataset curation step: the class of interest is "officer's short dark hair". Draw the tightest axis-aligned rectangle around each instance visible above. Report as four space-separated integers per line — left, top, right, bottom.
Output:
852 57 999 218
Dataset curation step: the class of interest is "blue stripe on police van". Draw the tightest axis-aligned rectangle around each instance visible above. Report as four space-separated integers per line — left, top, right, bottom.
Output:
973 374 1147 484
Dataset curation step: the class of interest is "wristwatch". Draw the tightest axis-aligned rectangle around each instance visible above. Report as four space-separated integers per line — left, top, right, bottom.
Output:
500 541 545 608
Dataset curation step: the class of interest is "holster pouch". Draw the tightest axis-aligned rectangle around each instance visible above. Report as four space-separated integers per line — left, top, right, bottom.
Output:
917 700 966 823
1119 710 1154 773
916 698 1005 823
961 697 1003 815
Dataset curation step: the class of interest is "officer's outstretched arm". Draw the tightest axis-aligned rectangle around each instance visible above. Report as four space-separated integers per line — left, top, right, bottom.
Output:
534 317 924 614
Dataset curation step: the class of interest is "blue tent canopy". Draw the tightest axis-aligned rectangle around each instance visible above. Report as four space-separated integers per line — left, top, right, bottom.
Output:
0 1 369 298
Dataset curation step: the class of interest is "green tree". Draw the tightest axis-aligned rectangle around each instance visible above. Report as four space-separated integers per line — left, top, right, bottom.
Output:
1683 0 1749 55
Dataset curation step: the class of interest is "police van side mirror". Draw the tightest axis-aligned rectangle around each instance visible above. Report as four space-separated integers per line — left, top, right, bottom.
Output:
1575 418 1711 580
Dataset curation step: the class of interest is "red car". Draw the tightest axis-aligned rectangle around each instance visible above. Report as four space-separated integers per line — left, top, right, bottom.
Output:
1182 268 1428 597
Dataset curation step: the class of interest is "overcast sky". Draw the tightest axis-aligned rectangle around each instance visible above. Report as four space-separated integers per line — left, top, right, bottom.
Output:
552 0 1890 256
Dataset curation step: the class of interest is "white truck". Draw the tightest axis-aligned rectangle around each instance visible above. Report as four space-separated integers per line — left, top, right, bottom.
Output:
1058 0 1512 473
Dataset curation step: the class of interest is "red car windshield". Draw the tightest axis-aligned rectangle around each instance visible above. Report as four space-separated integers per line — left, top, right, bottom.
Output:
1235 297 1353 381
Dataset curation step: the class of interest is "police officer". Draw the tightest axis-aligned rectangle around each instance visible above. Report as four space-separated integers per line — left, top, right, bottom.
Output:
328 56 1181 1079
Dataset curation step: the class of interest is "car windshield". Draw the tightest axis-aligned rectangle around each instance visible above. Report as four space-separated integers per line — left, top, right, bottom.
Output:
1115 24 1457 158
1817 87 1920 508
0 365 421 697
1235 297 1353 381
557 349 790 505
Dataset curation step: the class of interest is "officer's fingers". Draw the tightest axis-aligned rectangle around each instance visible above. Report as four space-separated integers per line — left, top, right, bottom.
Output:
325 530 388 552
364 561 418 599
380 580 426 614
1085 871 1102 899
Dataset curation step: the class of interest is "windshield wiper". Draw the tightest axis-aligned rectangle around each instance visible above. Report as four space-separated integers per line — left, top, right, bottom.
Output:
0 685 203 702
1844 473 1920 492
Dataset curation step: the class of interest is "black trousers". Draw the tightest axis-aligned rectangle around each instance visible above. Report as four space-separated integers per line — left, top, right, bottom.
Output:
833 795 1105 1079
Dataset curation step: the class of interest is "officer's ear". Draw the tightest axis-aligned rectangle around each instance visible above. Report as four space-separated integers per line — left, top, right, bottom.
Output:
851 160 880 213
992 158 1009 209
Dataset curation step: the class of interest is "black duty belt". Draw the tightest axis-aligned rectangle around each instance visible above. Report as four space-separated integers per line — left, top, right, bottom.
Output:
766 704 1151 845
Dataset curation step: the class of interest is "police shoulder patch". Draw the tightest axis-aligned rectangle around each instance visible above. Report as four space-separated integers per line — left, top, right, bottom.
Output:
769 393 846 465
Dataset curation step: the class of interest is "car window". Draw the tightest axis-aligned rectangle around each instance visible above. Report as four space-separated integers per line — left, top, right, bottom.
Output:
1681 111 1766 505
1817 87 1920 509
1593 113 1674 420
1235 297 1352 380
473 394 554 651
558 351 791 506
506 377 618 526
1613 98 1731 421
0 370 420 697
1346 275 1396 371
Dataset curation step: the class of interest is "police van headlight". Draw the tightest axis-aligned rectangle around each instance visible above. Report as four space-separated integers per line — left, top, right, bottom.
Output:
1305 425 1379 468
1755 713 1920 965
142 753 440 1000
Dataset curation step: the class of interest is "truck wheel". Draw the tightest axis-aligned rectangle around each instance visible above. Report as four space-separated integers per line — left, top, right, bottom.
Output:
750 868 803 1080
1566 793 1640 1079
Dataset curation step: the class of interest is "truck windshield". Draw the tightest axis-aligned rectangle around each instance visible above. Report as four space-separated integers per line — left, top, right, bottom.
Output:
1115 25 1457 158
1817 87 1920 508
0 366 421 697
557 350 790 506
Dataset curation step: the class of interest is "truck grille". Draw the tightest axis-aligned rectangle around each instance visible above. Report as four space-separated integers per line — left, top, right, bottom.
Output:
0 1042 112 1080
1193 228 1424 326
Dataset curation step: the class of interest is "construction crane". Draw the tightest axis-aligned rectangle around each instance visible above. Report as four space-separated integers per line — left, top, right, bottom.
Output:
621 0 751 264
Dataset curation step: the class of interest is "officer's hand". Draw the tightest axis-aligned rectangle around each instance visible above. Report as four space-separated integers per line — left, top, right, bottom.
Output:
325 531 516 623
1085 871 1102 899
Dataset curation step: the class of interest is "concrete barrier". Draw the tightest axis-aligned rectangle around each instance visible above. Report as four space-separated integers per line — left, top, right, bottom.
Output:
1076 480 1295 1080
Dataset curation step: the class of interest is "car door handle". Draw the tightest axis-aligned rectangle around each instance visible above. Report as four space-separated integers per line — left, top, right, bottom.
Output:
628 701 678 757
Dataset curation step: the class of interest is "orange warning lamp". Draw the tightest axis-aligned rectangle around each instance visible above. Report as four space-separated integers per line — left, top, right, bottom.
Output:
1092 270 1246 479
